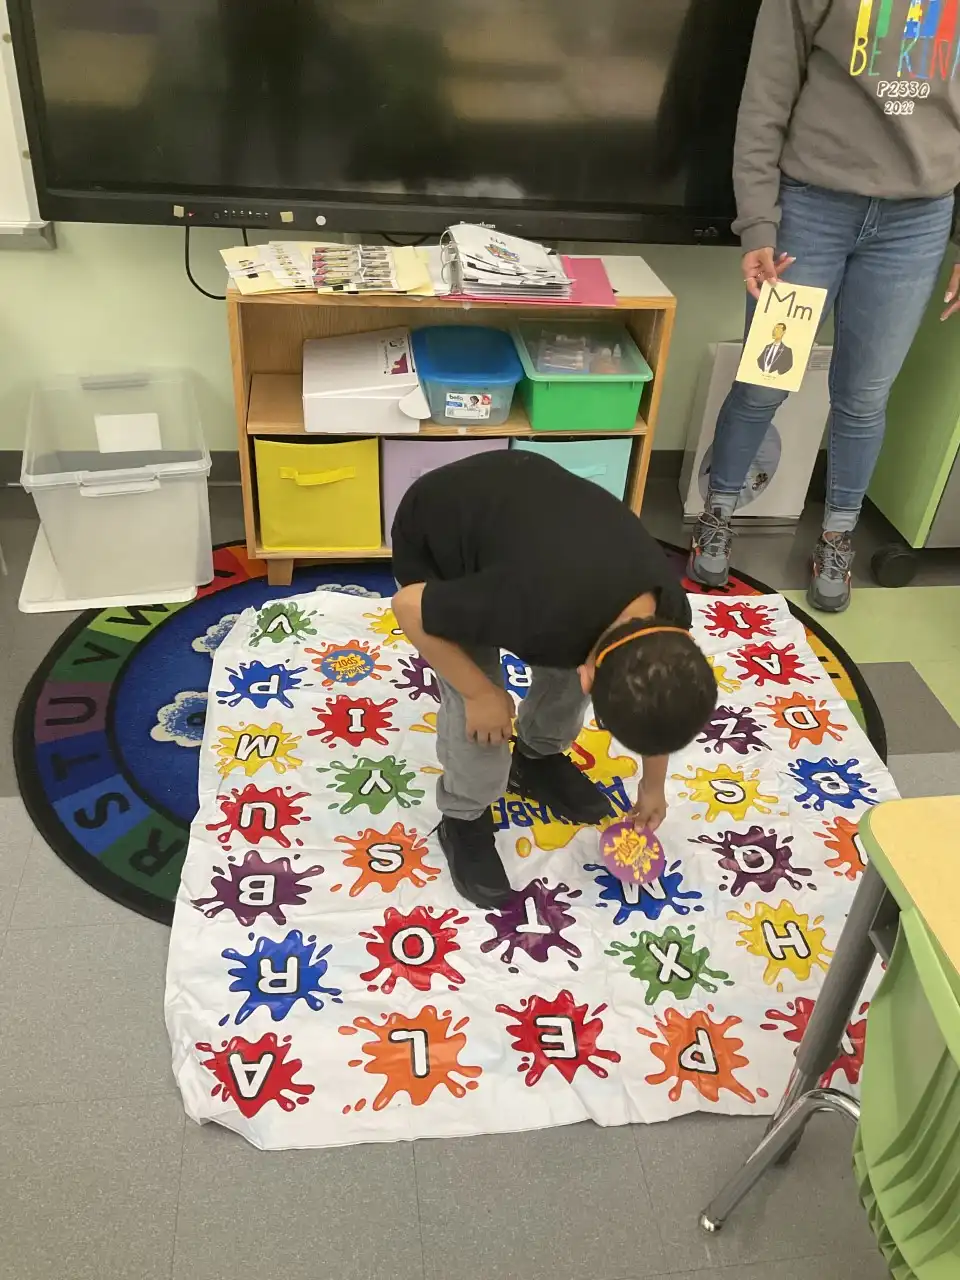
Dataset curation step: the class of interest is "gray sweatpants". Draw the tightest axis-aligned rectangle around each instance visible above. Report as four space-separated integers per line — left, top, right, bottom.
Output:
435 648 589 820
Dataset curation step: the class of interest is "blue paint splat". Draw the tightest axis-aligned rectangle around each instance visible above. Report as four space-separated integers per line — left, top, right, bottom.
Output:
788 757 878 812
584 859 704 925
216 661 307 710
222 930 343 1023
501 652 532 700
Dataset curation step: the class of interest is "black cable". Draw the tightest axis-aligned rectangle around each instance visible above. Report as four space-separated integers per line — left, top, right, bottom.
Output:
242 227 249 246
184 224 226 301
381 231 431 247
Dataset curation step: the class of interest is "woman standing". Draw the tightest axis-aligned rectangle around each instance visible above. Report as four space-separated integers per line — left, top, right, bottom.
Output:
688 0 960 612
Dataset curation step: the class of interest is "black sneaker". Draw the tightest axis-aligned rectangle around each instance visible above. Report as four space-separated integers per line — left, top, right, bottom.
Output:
508 748 614 825
437 812 513 909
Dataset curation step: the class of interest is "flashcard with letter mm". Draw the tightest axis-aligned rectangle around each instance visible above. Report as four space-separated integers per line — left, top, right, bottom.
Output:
736 281 828 394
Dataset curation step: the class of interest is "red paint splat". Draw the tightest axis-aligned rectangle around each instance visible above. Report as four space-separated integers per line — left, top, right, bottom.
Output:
496 990 621 1087
206 783 310 850
360 906 468 994
760 998 869 1087
196 1033 314 1117
703 600 776 640
308 695 399 748
734 641 814 688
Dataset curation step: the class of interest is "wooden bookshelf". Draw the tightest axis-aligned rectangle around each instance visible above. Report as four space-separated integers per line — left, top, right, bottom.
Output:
227 268 676 586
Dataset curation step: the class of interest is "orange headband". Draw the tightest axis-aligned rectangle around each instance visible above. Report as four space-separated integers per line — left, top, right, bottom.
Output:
595 625 689 668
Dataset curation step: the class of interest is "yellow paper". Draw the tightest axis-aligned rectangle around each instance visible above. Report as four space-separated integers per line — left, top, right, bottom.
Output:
736 281 828 394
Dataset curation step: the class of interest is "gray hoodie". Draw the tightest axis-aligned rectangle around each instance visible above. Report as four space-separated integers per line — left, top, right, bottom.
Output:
733 0 960 251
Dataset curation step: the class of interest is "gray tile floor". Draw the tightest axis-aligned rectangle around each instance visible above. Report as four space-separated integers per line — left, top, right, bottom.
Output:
5 477 958 1280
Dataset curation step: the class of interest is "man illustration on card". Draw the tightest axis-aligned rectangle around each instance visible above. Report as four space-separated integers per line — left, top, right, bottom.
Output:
757 322 793 375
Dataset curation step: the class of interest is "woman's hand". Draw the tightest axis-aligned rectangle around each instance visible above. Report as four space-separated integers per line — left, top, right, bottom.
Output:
742 248 797 300
942 263 960 321
629 783 668 833
464 686 515 746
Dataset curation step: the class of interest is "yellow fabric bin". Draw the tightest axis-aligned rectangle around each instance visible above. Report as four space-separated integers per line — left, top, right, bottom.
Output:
255 438 381 552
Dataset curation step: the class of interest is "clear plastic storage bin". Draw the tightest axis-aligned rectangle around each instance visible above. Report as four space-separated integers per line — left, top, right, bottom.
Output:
411 327 522 426
21 371 213 600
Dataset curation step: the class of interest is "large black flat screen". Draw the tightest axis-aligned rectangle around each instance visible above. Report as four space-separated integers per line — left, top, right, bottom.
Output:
11 0 759 240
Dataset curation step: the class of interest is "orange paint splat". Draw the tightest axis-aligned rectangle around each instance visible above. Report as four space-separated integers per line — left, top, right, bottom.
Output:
727 900 833 986
363 606 408 648
757 691 845 750
640 1008 756 1104
334 821 441 897
570 721 639 786
672 763 778 823
340 1006 482 1109
214 722 302 778
817 815 867 880
707 657 741 694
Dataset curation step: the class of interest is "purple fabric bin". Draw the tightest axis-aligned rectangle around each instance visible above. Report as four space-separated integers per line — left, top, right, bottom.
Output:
382 439 509 547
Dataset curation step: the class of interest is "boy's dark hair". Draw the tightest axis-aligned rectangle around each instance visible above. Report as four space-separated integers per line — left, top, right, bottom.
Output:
591 618 717 757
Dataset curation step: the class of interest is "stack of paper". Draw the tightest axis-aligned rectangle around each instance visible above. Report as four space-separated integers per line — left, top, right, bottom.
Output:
222 242 446 298
444 223 572 300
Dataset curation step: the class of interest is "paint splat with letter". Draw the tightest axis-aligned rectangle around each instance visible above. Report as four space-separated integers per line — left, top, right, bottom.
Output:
339 1007 482 1111
333 822 440 897
497 990 622 1086
640 1007 760 1105
197 1033 315 1117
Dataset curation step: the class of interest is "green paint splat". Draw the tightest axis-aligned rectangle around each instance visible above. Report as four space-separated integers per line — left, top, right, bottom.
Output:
249 602 318 647
606 924 734 1005
320 754 425 815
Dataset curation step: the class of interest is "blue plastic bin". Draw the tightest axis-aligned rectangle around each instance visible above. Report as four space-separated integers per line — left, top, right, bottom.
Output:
412 327 522 426
512 438 632 500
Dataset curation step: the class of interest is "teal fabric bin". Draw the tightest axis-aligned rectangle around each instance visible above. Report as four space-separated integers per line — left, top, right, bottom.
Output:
512 438 632 500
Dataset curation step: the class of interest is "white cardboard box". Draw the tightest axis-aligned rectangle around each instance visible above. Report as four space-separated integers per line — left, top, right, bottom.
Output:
302 328 429 434
680 341 831 521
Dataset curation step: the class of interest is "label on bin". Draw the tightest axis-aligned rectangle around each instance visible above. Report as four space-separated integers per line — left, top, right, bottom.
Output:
95 412 162 453
445 392 492 420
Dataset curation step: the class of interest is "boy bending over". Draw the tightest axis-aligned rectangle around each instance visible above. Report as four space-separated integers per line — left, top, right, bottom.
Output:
392 451 716 908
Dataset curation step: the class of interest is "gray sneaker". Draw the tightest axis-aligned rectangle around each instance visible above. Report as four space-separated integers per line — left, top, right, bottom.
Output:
808 533 854 613
688 510 733 588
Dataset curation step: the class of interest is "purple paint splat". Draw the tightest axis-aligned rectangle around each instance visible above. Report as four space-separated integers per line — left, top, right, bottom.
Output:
391 655 441 703
691 825 814 896
481 879 582 969
697 705 767 756
191 849 324 926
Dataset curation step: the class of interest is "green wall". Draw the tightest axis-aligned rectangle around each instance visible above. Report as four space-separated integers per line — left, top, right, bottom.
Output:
0 223 745 452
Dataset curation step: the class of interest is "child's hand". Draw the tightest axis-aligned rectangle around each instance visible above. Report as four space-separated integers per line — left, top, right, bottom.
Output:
630 784 668 832
464 687 515 745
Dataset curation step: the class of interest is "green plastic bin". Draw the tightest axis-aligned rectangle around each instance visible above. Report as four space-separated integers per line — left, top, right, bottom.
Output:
512 321 653 433
855 811 960 1280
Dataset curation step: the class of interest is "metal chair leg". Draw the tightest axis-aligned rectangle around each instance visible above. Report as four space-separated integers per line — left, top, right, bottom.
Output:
699 1089 861 1233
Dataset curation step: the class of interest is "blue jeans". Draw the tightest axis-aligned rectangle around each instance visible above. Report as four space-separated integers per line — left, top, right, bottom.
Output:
710 179 955 532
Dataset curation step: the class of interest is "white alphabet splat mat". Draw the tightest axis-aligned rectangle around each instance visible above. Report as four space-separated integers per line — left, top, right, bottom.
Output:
165 590 895 1149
